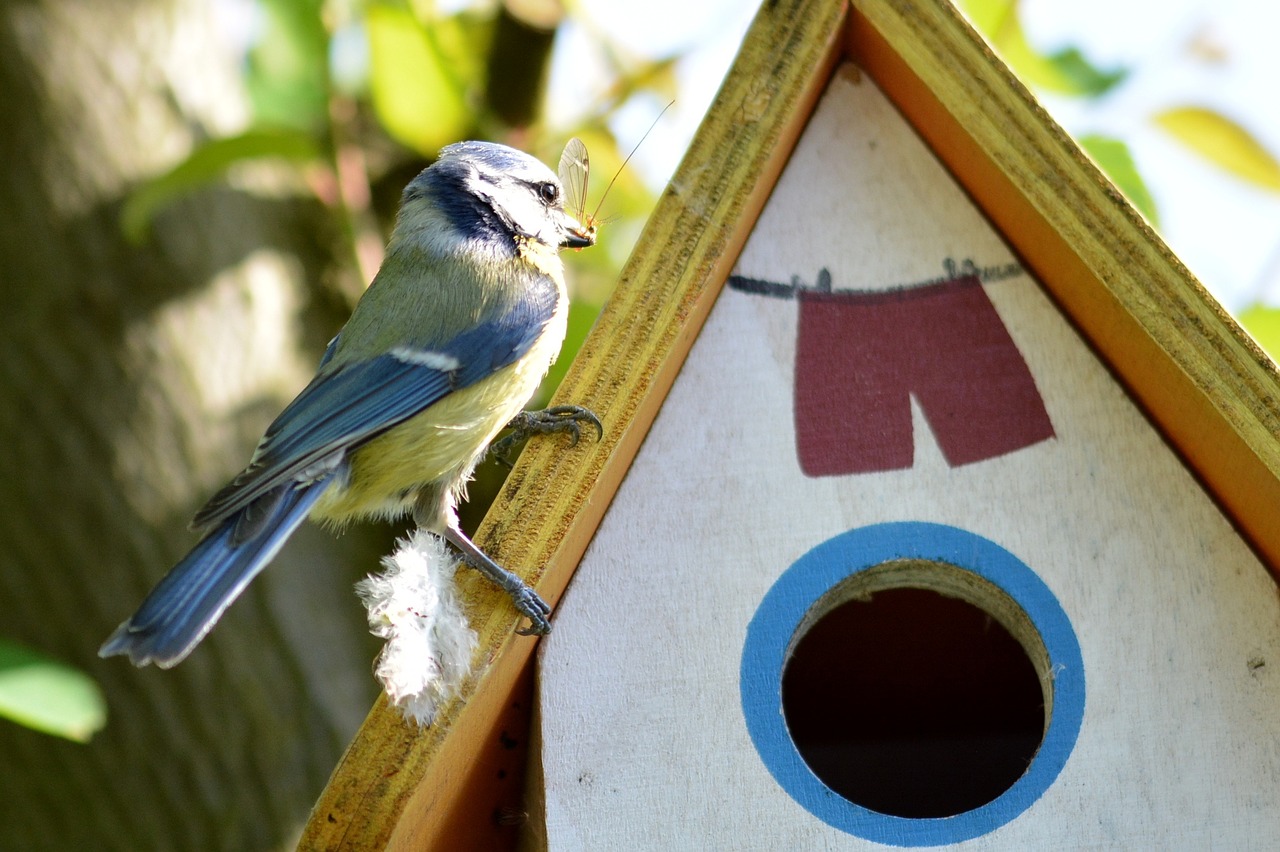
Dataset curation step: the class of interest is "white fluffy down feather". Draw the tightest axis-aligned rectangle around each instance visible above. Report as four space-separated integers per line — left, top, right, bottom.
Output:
356 529 478 725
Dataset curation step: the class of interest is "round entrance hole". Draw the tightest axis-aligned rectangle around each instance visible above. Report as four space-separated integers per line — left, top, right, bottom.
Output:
781 562 1048 818
741 524 1083 845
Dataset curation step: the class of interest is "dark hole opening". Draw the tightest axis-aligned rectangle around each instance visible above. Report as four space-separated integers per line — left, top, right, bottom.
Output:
781 586 1045 818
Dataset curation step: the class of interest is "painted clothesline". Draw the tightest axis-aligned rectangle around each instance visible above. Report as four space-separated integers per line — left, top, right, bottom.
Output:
730 268 1055 475
727 257 1024 300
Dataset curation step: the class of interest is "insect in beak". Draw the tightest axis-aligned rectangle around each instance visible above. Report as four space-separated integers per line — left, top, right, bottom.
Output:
562 218 595 249
557 102 672 252
558 138 597 252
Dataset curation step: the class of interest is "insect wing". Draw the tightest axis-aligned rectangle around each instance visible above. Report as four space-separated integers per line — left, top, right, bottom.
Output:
558 137 591 224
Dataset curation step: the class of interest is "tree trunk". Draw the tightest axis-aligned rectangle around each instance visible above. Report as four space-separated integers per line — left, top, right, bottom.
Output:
0 1 386 847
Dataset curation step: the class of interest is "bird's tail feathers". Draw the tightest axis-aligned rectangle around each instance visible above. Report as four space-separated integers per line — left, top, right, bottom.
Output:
99 480 330 668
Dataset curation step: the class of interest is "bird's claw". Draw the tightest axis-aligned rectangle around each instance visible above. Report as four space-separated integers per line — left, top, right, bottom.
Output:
512 586 552 636
445 523 553 637
469 405 599 626
489 404 603 468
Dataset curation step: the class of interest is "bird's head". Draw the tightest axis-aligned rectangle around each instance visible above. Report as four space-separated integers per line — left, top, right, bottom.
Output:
399 141 595 258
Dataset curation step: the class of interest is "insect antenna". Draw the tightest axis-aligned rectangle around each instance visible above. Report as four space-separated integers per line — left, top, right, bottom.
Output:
558 100 674 244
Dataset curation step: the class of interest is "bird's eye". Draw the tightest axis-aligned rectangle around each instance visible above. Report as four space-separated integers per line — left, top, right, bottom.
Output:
537 182 559 205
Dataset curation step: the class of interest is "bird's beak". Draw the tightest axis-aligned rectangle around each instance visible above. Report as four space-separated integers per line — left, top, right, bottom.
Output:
560 213 596 250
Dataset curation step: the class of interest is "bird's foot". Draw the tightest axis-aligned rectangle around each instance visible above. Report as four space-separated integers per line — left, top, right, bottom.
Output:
461 554 551 635
489 404 603 468
505 582 553 636
442 522 552 635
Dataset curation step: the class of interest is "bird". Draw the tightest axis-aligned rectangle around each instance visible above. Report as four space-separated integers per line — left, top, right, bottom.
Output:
100 140 601 668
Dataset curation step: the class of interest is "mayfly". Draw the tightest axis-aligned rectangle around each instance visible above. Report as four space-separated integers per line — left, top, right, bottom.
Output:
557 102 673 248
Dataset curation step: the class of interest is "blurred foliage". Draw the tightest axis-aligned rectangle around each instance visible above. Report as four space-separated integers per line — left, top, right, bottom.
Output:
247 0 331 130
122 129 321 244
961 0 1126 96
0 640 106 743
961 0 1280 360
1154 106 1280 193
365 4 476 154
1239 304 1280 361
1078 134 1159 225
958 0 1280 223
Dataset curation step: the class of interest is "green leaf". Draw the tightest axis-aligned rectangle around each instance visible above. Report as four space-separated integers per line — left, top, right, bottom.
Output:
1239 304 1280 360
121 129 322 243
957 0 1126 96
0 640 106 743
1154 106 1280 192
1079 134 1160 225
1043 47 1127 96
245 0 331 130
367 5 471 156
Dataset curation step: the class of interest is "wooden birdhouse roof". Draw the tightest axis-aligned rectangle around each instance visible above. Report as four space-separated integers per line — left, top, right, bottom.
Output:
301 1 1280 848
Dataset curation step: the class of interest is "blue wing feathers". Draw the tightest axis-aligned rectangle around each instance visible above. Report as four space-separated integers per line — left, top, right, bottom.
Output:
192 357 454 529
103 146 575 668
191 285 558 532
126 288 557 664
100 478 333 667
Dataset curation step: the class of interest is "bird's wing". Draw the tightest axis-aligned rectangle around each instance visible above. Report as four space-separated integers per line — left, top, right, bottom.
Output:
190 281 559 531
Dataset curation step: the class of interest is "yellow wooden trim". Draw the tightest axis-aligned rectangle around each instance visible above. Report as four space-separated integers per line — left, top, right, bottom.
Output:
848 1 1280 573
299 0 847 847
304 0 1280 845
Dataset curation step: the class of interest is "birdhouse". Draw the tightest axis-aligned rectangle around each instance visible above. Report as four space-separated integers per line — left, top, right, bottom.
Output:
303 1 1280 848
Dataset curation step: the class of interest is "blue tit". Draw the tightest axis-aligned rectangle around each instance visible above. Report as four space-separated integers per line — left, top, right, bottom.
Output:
101 140 599 668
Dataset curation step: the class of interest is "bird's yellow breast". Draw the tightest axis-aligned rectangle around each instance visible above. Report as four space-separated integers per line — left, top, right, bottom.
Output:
309 296 569 525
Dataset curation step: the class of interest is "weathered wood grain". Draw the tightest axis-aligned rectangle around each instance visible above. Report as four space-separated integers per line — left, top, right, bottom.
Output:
850 1 1280 572
299 0 846 847
305 0 1280 845
538 55 1280 851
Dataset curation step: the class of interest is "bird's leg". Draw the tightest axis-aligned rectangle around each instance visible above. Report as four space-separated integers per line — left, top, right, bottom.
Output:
442 521 552 635
488 404 603 468
412 489 552 635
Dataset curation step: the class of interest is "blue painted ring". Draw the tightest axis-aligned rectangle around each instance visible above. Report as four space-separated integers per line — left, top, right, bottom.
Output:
740 522 1085 846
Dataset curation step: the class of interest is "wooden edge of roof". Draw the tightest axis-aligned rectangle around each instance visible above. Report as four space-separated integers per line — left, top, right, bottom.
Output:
849 1 1280 572
301 0 846 847
301 1 1280 847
